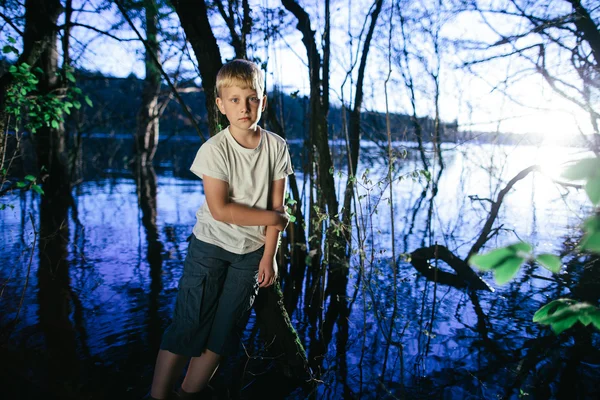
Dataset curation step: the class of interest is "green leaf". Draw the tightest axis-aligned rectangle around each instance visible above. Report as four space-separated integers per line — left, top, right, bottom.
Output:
580 216 600 253
469 242 532 271
65 71 76 82
3 45 17 54
8 36 16 44
581 231 600 253
8 65 17 73
305 255 312 267
51 120 59 129
536 253 562 273
73 100 81 110
585 177 600 205
24 175 36 182
533 299 600 334
550 315 579 334
16 181 27 188
287 198 297 206
31 184 45 195
533 299 572 322
590 310 600 330
493 255 525 285
561 158 600 181
469 248 514 271
288 214 297 223
84 95 93 107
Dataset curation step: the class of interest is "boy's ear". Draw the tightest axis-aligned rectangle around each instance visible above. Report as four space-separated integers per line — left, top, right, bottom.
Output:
215 97 226 114
261 95 267 112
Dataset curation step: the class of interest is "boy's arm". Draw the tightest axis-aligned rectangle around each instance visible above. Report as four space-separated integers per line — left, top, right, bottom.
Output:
203 175 288 230
258 177 287 288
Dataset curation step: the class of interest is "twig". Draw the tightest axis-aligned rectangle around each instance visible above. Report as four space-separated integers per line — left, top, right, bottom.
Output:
469 165 540 257
11 213 37 330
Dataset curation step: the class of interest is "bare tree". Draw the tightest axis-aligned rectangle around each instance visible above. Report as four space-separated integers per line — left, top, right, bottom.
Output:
171 0 226 137
464 0 600 152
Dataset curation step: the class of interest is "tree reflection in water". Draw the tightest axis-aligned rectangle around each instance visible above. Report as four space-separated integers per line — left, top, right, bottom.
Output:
1 138 599 399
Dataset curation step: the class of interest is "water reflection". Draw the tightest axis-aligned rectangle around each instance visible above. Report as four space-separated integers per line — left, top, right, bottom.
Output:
134 162 164 350
1 137 599 399
37 182 85 396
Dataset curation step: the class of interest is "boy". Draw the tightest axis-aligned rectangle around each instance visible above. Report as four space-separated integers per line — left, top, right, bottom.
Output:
149 59 293 399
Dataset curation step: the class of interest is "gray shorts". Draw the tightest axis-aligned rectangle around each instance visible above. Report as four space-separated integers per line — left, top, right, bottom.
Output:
160 236 264 357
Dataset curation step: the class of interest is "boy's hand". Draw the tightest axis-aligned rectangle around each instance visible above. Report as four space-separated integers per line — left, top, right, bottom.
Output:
274 205 290 232
258 256 278 288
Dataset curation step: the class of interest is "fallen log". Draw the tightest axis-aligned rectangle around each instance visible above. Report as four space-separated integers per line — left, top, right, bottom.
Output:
409 245 494 292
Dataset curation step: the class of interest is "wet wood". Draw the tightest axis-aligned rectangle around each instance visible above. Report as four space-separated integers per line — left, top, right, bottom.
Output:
410 245 494 292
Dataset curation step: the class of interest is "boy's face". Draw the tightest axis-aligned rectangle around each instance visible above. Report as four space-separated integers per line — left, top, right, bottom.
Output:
216 84 266 135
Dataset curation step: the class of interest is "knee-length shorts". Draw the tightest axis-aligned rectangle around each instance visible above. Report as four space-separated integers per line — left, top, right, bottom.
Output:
160 236 263 357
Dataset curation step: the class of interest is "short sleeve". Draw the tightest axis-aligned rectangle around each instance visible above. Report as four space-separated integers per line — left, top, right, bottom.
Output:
273 143 294 181
190 142 229 182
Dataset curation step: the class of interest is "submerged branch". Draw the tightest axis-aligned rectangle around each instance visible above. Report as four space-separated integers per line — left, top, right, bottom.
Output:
469 165 540 257
409 245 494 292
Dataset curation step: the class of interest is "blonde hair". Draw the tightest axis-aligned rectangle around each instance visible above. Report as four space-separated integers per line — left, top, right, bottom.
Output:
216 59 264 97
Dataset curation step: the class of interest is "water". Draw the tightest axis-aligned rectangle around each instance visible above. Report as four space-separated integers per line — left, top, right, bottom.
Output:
1 137 599 399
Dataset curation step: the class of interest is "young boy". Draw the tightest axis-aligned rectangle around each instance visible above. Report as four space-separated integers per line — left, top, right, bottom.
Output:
149 59 293 399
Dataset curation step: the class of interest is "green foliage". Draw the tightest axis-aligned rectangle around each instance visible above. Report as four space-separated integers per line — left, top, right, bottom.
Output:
1 38 90 201
561 157 600 205
4 39 92 135
8 175 44 197
533 299 600 334
535 253 562 273
470 155 600 334
469 242 533 284
285 194 297 223
581 215 600 253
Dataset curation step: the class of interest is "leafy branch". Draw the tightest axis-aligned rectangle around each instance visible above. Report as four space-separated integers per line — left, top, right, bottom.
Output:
469 156 600 334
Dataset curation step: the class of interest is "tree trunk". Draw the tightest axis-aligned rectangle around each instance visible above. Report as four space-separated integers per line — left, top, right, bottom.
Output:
566 0 600 67
173 0 311 378
0 0 62 155
22 0 71 215
171 0 226 137
136 0 161 166
341 0 383 241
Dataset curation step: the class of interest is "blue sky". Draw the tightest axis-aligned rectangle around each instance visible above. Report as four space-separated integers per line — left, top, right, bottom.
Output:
1 0 597 141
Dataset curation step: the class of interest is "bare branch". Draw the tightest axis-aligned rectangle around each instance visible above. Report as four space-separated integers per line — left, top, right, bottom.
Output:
469 165 541 257
57 22 138 42
0 10 24 36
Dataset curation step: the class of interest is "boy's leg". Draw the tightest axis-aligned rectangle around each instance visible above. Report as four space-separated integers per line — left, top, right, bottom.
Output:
153 238 230 398
150 349 189 399
180 349 221 394
179 247 263 394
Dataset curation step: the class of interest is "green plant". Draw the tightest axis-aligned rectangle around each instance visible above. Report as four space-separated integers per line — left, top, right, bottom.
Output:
1 37 91 202
469 156 600 334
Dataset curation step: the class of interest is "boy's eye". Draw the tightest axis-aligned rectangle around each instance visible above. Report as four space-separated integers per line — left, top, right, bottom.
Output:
250 97 259 102
230 98 238 103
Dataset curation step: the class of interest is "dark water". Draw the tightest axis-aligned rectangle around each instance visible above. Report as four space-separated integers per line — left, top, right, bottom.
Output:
1 135 599 399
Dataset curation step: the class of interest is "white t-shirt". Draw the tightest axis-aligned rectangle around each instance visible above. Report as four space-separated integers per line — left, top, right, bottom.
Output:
190 126 294 254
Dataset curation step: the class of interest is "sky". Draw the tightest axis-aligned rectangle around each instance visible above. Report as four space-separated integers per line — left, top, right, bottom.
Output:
1 0 597 142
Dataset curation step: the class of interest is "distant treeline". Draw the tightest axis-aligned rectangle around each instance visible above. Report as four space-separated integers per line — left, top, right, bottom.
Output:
3 61 586 147
67 69 458 143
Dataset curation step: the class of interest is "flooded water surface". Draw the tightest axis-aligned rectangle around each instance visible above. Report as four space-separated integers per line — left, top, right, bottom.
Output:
1 137 599 399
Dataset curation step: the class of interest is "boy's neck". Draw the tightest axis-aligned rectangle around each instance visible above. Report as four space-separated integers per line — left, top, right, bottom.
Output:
228 125 261 149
